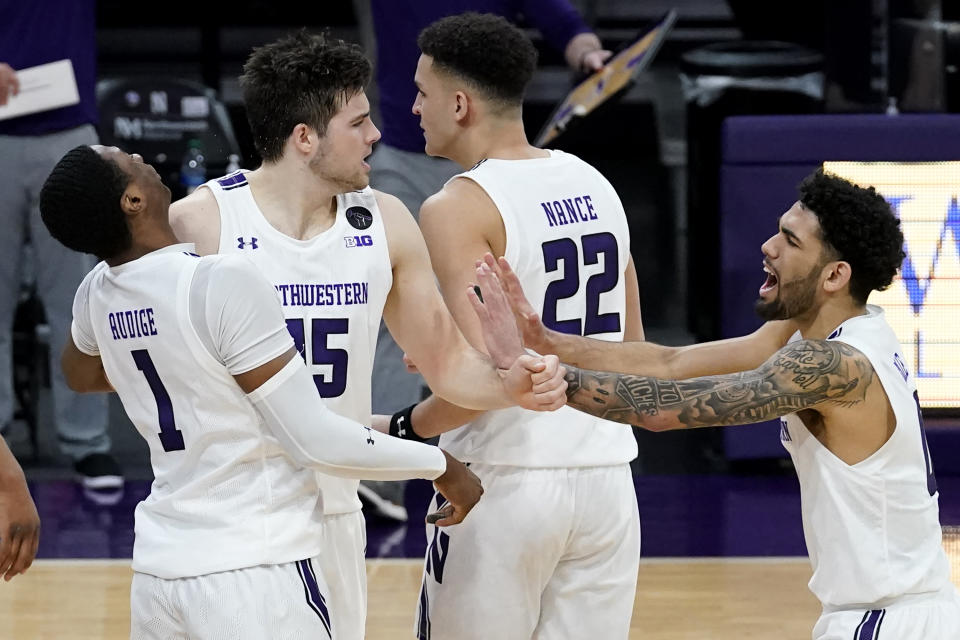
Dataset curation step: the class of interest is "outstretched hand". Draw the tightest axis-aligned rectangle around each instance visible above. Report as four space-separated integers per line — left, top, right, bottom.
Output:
472 254 554 356
466 261 524 368
468 259 567 412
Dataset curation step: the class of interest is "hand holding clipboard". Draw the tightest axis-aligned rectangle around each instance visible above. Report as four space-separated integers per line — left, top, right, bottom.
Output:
535 10 678 147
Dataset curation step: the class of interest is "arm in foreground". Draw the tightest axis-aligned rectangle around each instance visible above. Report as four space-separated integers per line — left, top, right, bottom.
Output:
486 253 796 378
562 340 874 431
241 349 482 527
378 191 565 414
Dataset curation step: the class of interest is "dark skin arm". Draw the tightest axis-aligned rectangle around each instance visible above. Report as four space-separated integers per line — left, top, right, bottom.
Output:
62 334 113 393
562 340 875 431
0 438 40 581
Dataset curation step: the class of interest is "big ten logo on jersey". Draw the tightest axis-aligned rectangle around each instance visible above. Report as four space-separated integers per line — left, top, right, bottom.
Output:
344 235 373 248
825 161 960 410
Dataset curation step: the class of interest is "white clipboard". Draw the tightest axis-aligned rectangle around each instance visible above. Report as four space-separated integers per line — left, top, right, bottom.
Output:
0 59 80 121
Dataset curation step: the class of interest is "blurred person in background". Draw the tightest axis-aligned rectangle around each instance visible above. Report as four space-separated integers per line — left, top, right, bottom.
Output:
0 1 119 492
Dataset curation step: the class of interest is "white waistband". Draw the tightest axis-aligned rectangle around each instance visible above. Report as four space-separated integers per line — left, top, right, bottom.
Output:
822 584 959 614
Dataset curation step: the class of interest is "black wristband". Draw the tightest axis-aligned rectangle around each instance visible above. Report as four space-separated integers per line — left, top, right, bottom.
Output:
389 403 427 443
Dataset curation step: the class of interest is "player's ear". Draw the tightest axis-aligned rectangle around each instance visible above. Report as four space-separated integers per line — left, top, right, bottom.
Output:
822 260 852 294
120 181 146 216
289 123 316 156
453 91 469 122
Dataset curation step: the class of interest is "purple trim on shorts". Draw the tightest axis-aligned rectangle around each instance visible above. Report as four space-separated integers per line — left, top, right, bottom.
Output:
296 559 332 638
416 579 430 640
854 609 886 640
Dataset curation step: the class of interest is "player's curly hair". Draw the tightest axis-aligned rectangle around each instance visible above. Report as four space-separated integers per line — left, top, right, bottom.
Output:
799 169 905 304
240 30 371 162
417 12 538 109
39 146 132 260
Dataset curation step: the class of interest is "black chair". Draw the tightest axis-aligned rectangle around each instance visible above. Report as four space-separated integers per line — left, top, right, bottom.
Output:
11 240 47 461
96 76 242 198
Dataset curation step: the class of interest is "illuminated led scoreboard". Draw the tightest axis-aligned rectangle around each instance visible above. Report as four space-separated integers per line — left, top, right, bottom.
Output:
824 162 960 409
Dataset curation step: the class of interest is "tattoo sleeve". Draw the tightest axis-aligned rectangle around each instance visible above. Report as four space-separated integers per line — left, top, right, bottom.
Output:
563 339 875 431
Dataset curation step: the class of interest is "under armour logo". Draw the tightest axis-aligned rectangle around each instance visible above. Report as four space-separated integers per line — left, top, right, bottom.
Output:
396 415 406 438
237 237 259 250
364 426 375 445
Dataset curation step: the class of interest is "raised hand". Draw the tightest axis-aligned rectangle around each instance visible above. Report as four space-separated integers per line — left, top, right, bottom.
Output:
428 450 483 526
467 261 524 368
468 259 567 412
482 254 554 355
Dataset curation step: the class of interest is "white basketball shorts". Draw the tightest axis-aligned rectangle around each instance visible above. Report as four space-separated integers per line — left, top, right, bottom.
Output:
416 463 640 640
318 509 368 640
813 585 960 640
130 557 332 639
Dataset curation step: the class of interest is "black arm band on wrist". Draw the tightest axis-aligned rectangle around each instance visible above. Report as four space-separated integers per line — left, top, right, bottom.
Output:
389 403 427 443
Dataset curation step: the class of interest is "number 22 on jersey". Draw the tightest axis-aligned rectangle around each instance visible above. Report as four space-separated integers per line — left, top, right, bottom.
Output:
541 232 621 336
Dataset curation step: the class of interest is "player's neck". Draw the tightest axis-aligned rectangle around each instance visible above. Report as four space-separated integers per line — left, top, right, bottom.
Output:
452 119 546 169
246 161 339 239
105 228 181 267
796 297 868 340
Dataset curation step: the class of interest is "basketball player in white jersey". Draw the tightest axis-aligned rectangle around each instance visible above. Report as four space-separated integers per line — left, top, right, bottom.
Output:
167 32 567 640
37 144 563 639
476 169 960 639
377 14 644 639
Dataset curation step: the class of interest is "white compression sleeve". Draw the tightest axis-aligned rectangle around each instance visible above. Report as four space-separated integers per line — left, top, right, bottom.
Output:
249 357 447 481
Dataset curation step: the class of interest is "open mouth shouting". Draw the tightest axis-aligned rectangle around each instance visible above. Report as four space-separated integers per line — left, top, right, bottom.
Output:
759 262 779 297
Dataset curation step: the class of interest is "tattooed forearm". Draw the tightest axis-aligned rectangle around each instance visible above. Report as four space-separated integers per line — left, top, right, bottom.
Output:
563 340 874 431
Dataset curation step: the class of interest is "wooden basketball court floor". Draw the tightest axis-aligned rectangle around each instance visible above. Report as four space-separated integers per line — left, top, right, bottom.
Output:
4 537 958 638
3 557 820 639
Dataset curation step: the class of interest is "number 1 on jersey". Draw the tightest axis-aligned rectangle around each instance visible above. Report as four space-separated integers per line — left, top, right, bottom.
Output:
131 349 185 452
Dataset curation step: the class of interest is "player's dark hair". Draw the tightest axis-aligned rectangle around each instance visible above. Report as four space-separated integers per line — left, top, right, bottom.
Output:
418 12 538 109
240 30 371 162
39 146 132 260
799 169 905 304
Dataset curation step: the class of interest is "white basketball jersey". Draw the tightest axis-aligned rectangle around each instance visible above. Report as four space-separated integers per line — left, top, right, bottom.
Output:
439 150 638 466
72 246 320 579
207 173 392 514
780 306 951 608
